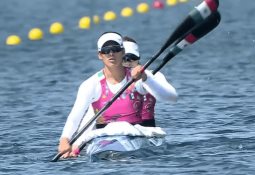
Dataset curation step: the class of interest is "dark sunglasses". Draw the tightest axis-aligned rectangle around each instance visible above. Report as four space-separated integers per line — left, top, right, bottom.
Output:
123 53 140 62
100 45 123 54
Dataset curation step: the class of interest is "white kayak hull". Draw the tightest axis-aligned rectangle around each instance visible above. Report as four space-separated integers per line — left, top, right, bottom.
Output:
86 135 165 159
76 121 167 161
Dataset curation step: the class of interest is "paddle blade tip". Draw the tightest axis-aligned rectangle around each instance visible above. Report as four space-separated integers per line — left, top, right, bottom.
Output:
205 0 219 11
188 11 221 41
213 11 221 24
50 153 62 162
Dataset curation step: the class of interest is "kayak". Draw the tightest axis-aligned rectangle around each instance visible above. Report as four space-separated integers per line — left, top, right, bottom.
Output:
75 121 166 161
86 135 165 161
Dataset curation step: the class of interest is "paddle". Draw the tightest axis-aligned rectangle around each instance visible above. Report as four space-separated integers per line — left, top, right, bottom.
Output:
51 0 219 162
142 0 219 70
153 11 221 74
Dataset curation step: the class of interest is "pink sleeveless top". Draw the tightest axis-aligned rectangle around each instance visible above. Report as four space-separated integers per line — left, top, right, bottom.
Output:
92 69 143 125
141 93 156 120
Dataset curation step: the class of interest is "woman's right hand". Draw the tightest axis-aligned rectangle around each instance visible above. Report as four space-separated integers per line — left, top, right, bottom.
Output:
131 65 147 82
58 137 72 158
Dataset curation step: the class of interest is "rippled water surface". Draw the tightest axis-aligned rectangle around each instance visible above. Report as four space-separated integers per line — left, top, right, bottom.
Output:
1 0 255 174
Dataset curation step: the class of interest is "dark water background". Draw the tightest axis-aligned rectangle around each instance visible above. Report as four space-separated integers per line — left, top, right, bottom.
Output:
0 0 255 174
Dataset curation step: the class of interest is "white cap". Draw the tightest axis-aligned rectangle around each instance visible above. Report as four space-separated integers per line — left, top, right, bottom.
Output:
123 41 140 57
97 32 123 51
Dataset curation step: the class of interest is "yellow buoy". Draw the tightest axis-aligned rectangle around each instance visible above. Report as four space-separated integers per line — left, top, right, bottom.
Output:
136 3 149 14
28 28 43 40
103 11 117 21
79 16 91 29
49 22 64 34
121 7 133 17
6 35 21 45
93 15 100 24
179 0 188 2
166 0 178 6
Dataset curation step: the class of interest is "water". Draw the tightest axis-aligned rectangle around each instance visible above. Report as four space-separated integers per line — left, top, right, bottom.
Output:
1 0 255 174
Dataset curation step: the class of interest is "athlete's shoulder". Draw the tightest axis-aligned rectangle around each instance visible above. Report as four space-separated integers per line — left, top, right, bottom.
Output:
79 71 102 89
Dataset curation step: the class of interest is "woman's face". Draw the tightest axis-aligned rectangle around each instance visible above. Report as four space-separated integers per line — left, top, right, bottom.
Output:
98 45 124 67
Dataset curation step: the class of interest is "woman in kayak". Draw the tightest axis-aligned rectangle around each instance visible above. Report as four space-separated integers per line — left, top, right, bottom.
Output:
122 36 178 127
58 32 178 158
